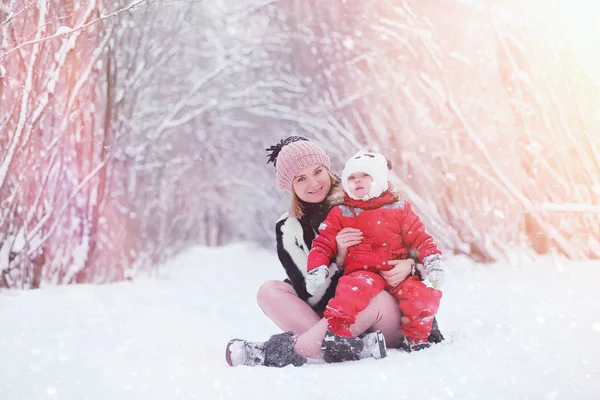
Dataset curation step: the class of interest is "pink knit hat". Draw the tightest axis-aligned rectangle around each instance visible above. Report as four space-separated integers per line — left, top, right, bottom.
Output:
266 136 331 192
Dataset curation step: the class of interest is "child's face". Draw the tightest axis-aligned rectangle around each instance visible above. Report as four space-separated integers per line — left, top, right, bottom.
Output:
347 172 373 199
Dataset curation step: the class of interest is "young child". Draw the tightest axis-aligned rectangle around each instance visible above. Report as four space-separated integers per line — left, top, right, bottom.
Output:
305 151 445 351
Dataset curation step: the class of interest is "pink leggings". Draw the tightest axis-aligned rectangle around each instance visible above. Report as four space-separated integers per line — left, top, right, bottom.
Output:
257 280 403 358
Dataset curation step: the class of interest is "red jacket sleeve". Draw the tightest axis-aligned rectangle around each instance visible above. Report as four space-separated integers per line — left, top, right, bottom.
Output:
398 201 441 262
307 206 344 272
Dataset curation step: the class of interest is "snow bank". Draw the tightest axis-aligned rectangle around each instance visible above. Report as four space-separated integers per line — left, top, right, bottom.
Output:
1 243 599 399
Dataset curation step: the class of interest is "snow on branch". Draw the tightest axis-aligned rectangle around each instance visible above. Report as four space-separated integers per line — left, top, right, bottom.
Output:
0 0 149 61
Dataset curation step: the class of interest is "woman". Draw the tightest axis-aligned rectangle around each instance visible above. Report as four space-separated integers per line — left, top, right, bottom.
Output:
226 136 442 367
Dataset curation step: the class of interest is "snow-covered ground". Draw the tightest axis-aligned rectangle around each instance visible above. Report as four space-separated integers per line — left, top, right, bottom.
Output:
1 243 600 400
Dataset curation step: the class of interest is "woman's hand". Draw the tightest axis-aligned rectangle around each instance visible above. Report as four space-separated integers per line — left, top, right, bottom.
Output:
334 227 363 267
380 259 414 287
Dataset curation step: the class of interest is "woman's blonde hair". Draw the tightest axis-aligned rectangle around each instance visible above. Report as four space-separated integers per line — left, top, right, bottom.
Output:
289 168 340 219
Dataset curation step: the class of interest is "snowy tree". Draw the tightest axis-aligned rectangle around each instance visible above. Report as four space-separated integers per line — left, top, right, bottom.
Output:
2 0 598 289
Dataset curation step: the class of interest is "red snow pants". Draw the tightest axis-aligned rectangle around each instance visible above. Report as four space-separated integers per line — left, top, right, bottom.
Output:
324 271 442 339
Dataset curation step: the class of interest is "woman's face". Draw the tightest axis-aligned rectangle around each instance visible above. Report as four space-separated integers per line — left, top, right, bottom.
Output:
292 164 332 203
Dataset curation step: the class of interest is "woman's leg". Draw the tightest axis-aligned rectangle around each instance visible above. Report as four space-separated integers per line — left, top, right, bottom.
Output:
257 280 321 335
294 290 403 358
360 290 403 349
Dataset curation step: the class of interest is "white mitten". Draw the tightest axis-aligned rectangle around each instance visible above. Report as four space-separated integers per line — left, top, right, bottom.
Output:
423 254 445 289
305 266 329 295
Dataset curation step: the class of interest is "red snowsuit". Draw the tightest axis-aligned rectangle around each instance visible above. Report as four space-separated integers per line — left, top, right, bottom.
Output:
307 189 443 339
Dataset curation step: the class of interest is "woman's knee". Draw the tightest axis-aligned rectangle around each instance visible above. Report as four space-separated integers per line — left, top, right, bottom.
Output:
257 280 292 308
370 290 400 313
369 290 403 347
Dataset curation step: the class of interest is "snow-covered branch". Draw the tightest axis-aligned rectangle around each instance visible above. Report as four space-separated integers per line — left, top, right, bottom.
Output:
0 0 149 60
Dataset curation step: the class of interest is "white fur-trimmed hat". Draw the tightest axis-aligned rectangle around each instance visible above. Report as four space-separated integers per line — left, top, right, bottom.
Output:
341 151 391 200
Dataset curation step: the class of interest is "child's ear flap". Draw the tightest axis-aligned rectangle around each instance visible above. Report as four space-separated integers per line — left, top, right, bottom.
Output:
386 158 393 170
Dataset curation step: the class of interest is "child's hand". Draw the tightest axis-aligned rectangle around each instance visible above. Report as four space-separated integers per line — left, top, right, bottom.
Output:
335 228 363 266
305 266 329 295
428 270 444 289
423 254 444 289
381 259 413 287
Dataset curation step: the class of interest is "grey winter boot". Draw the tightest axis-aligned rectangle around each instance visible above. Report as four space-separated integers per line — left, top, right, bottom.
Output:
226 332 307 368
225 339 265 367
321 330 387 363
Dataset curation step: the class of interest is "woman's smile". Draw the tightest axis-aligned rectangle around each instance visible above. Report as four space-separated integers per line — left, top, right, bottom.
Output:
308 186 323 195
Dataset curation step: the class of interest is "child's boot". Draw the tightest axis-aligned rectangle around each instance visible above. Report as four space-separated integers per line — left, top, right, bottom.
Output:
428 317 445 344
400 336 431 352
